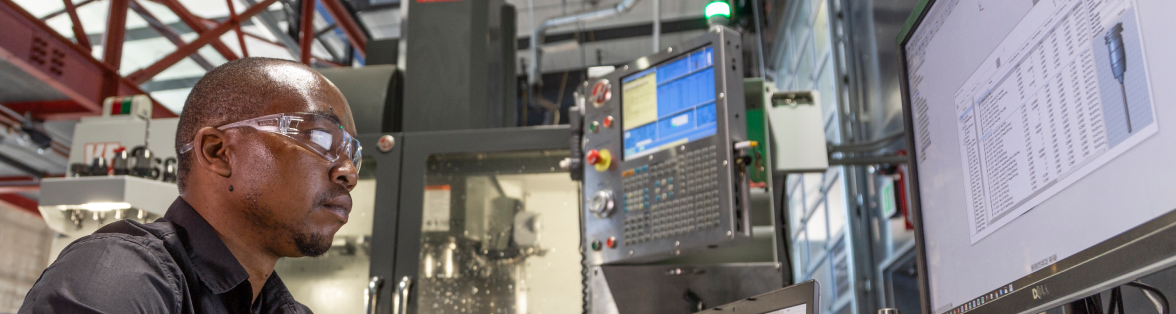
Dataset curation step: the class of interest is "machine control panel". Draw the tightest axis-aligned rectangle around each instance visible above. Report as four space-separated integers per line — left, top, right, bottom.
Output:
577 26 750 264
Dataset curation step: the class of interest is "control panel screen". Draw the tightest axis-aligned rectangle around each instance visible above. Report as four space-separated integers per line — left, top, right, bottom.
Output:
621 46 717 160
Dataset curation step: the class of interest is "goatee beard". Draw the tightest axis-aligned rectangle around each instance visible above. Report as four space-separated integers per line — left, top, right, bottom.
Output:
293 231 331 257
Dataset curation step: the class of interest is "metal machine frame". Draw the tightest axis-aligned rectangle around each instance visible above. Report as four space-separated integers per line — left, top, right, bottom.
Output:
374 126 573 314
362 132 405 314
898 1 1176 313
577 26 752 265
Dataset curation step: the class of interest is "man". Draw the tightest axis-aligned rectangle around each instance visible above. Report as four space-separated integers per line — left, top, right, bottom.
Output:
20 57 360 313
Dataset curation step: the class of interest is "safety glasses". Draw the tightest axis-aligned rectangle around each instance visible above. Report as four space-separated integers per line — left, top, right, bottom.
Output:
180 112 362 171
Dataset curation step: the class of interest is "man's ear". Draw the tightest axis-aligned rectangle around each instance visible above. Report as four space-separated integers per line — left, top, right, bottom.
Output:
193 127 232 177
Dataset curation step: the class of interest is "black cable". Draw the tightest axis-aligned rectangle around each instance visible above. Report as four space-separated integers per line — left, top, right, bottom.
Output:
1118 287 1127 314
1109 287 1125 314
1126 281 1170 314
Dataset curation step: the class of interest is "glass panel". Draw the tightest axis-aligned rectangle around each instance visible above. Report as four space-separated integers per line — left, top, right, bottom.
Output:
812 258 833 313
787 174 807 233
814 0 831 60
803 173 824 212
793 229 810 279
817 58 839 120
416 150 582 314
807 202 829 262
275 157 378 314
796 41 816 90
780 33 795 76
790 0 813 46
827 176 848 239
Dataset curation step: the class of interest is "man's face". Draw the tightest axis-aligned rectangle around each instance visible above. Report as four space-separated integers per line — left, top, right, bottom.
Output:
228 64 359 258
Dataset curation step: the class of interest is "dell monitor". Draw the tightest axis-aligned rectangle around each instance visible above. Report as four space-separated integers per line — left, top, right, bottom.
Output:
699 280 819 314
899 0 1176 313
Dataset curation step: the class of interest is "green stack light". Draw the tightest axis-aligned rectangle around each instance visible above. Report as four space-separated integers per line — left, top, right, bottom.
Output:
704 1 731 19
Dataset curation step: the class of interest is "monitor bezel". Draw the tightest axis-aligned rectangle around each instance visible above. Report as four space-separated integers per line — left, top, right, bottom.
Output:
896 1 1176 313
697 280 819 314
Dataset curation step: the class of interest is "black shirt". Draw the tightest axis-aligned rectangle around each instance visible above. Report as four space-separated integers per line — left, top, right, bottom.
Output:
19 198 311 314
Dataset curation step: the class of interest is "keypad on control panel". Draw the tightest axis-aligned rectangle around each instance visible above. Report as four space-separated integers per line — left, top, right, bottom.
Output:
620 145 722 246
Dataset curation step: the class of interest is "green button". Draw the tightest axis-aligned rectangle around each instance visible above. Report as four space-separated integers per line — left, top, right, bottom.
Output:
591 240 602 251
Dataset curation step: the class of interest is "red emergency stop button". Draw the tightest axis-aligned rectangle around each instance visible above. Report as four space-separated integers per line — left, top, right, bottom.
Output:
586 149 601 165
586 149 612 172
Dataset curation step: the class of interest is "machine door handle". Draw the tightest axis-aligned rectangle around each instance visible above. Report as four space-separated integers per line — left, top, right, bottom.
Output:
392 276 414 314
365 276 384 314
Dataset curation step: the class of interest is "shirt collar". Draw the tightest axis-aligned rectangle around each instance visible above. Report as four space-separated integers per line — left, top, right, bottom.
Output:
163 197 251 294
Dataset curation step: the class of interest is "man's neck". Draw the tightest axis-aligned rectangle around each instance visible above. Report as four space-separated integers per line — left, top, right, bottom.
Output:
186 197 279 304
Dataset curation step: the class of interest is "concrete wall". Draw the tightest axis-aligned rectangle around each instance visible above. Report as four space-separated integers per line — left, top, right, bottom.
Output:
0 206 53 313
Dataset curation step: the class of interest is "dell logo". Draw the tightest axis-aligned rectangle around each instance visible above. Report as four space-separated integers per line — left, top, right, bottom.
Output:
1032 285 1050 300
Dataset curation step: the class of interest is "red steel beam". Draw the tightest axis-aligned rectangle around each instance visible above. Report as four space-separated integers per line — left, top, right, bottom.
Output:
299 0 315 65
61 0 91 51
155 0 239 61
0 193 40 217
126 0 280 84
0 0 176 118
40 0 99 21
225 0 249 57
101 0 129 69
0 176 43 194
100 0 130 100
319 0 367 59
2 100 91 118
0 176 56 194
0 186 40 194
243 31 284 48
128 0 215 71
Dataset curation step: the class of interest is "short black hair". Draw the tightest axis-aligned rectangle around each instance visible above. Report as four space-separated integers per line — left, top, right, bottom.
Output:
175 57 314 192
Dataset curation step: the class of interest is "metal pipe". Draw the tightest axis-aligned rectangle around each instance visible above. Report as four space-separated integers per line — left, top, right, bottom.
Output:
528 0 641 85
316 24 345 62
319 0 368 58
827 132 905 153
652 0 659 53
751 0 766 79
0 151 46 178
241 0 302 57
315 23 339 38
827 155 908 166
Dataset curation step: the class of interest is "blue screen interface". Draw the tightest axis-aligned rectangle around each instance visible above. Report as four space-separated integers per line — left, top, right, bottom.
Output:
621 46 717 160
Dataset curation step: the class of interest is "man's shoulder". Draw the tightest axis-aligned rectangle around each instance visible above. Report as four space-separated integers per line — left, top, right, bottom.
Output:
55 219 186 277
21 220 187 313
94 218 179 241
54 219 186 279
